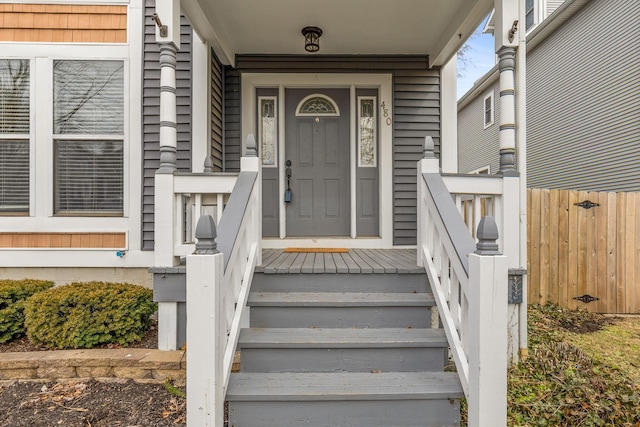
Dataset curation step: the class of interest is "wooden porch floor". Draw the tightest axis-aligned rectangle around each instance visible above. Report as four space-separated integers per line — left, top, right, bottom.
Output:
256 249 424 274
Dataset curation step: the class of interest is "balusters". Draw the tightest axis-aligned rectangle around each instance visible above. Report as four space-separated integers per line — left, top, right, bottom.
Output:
440 250 451 301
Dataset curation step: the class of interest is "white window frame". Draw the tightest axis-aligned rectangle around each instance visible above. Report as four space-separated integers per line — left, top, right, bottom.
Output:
1 46 131 220
483 92 494 129
0 1 151 267
52 59 126 216
525 0 536 30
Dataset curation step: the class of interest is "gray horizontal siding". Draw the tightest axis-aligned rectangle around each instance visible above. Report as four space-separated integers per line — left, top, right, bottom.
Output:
211 50 224 171
142 0 193 250
393 70 441 246
457 82 500 174
527 0 640 192
224 68 241 172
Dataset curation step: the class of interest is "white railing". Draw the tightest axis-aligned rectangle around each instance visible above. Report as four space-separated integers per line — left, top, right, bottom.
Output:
155 171 239 267
442 174 502 239
185 141 261 426
173 173 237 257
417 148 509 426
441 172 521 271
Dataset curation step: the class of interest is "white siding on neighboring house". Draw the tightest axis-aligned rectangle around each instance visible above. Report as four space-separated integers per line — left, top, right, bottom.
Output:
457 76 500 174
528 0 640 191
545 0 567 17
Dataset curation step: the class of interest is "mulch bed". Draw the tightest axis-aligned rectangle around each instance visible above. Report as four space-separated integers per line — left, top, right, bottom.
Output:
0 379 186 426
0 321 188 426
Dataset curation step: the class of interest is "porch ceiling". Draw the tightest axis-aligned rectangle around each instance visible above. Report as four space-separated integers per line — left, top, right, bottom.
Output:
181 0 493 67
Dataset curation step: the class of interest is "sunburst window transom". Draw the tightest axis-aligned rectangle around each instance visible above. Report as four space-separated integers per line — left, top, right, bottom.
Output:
296 94 340 116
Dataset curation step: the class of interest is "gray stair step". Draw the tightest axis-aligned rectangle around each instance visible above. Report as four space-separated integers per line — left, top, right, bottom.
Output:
238 327 446 348
227 372 463 426
248 292 435 306
227 372 463 401
252 272 428 293
248 292 435 328
238 328 448 373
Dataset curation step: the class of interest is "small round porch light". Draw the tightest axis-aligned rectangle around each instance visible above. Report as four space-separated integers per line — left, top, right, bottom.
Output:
302 26 322 52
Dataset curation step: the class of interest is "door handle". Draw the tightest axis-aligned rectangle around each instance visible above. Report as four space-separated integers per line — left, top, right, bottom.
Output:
285 160 292 203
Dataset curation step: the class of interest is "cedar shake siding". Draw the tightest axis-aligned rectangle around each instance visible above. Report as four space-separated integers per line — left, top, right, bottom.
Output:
0 3 127 43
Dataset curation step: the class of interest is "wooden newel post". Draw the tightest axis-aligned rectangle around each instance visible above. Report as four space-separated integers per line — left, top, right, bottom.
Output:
187 215 225 426
468 216 508 427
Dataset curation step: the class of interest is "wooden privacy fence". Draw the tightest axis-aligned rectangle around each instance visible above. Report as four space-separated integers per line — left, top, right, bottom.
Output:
528 188 640 314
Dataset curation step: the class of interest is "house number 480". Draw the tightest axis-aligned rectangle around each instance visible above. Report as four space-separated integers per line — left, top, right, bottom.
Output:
381 101 392 126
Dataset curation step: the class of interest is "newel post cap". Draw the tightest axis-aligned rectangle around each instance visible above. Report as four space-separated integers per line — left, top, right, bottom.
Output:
194 215 219 254
203 156 213 173
246 134 258 157
475 216 501 255
423 136 436 159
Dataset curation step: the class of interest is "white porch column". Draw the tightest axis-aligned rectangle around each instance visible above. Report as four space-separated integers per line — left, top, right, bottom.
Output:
497 47 518 175
440 56 458 173
192 30 210 173
158 43 178 173
154 0 181 350
494 0 527 364
494 0 519 176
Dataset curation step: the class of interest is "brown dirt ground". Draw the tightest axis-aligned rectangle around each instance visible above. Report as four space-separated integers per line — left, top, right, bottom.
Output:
0 379 186 426
0 321 188 426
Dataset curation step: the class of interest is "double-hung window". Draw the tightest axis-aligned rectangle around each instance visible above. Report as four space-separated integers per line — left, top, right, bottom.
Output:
1 57 125 217
525 0 536 30
483 92 494 128
0 59 30 214
53 60 124 215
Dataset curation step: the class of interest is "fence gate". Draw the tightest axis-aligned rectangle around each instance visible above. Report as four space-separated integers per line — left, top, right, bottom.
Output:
528 188 640 314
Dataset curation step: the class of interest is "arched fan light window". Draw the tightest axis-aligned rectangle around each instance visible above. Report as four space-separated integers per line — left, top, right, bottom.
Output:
295 94 340 116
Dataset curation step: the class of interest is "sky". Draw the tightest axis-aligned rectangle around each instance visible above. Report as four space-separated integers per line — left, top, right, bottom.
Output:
456 15 496 99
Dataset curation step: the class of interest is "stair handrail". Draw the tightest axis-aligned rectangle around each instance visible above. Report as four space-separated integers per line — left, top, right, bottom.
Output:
185 135 262 426
417 137 509 427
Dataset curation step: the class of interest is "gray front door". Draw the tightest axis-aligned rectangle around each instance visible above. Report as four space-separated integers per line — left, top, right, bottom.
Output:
285 89 350 236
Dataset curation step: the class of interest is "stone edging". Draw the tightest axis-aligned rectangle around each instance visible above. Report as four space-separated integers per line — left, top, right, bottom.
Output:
0 349 185 385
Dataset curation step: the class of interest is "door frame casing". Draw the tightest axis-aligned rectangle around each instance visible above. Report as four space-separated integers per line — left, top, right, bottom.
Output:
241 73 393 248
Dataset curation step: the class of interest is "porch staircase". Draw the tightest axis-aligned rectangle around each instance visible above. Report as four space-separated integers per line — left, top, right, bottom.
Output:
226 251 464 426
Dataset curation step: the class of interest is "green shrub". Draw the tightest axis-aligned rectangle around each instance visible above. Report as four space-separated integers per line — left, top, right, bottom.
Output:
24 281 157 349
0 279 54 343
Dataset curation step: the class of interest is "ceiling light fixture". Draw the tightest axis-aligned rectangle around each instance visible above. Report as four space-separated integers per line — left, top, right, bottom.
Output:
302 26 322 53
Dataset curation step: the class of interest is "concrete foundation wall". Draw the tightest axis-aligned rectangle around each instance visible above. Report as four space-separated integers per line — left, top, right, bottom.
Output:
0 267 152 288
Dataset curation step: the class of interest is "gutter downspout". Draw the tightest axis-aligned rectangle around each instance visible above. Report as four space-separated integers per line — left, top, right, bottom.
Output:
517 0 528 360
